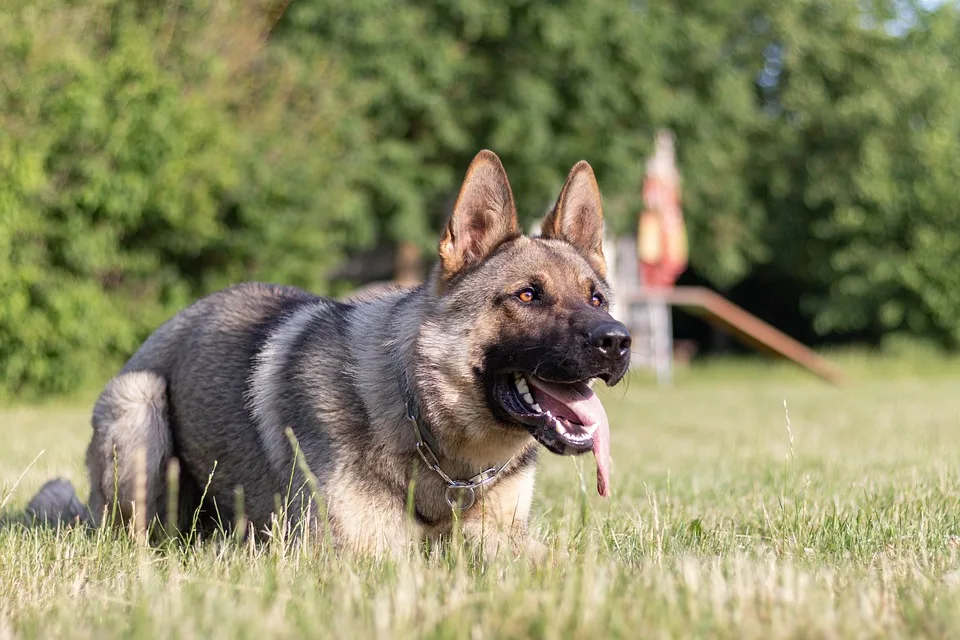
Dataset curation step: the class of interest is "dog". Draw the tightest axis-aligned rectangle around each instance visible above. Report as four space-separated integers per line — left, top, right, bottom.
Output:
27 150 632 558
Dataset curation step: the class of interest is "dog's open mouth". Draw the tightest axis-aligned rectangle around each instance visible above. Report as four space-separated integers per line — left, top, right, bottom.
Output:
494 372 611 497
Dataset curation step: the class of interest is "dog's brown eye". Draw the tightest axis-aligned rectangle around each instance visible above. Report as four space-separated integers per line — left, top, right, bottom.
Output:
591 293 604 307
516 288 537 304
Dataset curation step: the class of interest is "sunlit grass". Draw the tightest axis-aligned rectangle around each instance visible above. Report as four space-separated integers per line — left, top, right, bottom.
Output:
3 353 960 638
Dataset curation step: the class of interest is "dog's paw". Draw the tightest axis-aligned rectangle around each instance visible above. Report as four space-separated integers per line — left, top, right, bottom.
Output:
26 478 91 527
521 536 549 566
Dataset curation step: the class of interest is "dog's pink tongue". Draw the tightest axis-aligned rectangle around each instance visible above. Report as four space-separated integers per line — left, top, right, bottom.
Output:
592 412 611 497
527 379 612 497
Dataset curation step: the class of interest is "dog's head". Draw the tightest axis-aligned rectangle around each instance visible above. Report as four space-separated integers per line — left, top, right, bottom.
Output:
417 150 630 495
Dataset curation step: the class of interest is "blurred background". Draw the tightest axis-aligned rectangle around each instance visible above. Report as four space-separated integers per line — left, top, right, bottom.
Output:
1 0 958 399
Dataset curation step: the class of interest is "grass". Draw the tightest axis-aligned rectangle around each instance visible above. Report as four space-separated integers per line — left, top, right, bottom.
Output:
3 353 960 638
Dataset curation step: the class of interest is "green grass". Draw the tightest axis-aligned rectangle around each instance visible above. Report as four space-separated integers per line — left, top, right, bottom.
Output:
3 354 960 638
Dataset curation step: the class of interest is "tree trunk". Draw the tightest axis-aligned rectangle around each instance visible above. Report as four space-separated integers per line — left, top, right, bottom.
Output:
394 240 423 286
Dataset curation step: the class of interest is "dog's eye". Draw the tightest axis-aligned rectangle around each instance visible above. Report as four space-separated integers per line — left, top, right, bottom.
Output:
516 287 538 304
590 293 605 308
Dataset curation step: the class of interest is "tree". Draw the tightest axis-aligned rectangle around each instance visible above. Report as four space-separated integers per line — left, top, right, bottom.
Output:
0 0 370 395
746 0 960 346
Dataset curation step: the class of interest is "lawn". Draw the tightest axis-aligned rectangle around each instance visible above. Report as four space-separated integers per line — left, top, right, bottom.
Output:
2 353 960 638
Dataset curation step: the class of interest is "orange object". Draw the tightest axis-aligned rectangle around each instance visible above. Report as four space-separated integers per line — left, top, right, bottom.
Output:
638 130 688 289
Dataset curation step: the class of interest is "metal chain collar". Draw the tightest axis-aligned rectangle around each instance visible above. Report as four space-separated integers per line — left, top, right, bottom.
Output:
405 400 514 511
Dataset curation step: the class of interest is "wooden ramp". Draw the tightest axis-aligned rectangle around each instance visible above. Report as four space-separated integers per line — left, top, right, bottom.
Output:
623 286 845 385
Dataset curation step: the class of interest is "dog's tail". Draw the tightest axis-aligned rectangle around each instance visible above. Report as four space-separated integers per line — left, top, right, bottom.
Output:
25 478 93 527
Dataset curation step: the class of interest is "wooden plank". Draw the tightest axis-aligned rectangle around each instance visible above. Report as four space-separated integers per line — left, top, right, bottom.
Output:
622 287 845 385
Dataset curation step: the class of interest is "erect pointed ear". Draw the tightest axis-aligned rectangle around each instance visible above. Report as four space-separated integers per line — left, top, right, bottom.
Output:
540 161 607 278
438 150 520 282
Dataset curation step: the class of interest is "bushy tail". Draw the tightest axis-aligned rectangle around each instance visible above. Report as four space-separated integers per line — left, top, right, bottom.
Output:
26 478 93 527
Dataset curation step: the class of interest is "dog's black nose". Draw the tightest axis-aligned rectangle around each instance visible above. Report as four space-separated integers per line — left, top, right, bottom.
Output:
588 321 632 360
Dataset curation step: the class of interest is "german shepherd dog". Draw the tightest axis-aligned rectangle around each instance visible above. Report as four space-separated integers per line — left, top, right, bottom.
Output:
27 151 631 558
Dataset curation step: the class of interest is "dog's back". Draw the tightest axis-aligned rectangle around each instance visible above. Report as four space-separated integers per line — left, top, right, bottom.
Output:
127 282 321 528
32 283 348 530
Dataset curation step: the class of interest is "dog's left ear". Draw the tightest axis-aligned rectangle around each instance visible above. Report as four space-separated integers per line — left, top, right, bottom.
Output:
438 150 520 283
541 161 606 278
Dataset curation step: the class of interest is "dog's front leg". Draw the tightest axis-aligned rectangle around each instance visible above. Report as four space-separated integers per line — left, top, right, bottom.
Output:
323 471 420 560
459 467 544 562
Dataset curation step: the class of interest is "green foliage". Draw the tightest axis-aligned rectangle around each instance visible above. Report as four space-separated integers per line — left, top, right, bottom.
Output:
279 0 960 347
3 0 960 397
0 0 369 396
746 1 960 345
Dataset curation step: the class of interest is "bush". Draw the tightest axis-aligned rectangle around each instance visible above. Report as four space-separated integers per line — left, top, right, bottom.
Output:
0 0 371 397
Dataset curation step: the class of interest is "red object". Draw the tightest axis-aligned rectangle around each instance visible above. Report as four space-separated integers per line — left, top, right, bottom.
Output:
637 131 688 289
641 258 686 289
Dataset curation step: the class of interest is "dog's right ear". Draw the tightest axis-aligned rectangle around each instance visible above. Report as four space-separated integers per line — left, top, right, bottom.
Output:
437 150 520 283
540 160 607 278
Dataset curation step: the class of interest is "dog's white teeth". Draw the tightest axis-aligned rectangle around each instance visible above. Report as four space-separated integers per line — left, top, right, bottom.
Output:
512 373 538 411
556 420 567 435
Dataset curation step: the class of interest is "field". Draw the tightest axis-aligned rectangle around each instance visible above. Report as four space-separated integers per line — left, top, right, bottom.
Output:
3 353 960 638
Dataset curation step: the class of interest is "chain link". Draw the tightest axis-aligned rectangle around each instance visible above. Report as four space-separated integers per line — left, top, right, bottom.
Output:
407 401 514 510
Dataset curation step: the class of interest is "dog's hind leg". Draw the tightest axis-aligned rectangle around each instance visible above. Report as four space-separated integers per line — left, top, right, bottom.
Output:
85 370 173 534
